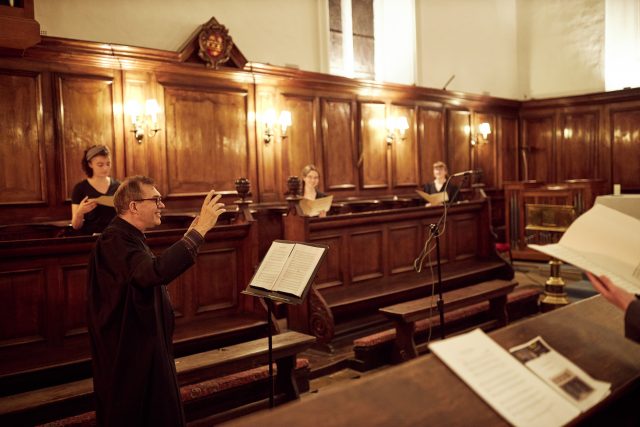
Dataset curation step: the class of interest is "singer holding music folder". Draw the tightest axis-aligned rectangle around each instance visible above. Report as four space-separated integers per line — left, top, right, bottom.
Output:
423 161 459 204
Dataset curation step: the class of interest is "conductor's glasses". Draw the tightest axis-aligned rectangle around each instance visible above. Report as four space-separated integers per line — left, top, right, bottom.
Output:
134 197 163 208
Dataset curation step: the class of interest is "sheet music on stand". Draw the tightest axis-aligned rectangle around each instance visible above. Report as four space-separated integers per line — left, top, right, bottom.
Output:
242 240 329 305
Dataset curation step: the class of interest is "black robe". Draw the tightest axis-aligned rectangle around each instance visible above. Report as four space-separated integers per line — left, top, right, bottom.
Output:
87 217 198 427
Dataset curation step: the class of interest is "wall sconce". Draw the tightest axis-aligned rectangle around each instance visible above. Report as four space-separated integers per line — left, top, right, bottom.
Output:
466 122 492 146
263 109 292 143
124 99 161 143
385 116 409 145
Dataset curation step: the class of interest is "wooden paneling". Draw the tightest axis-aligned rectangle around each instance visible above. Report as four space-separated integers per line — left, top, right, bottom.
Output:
391 105 419 189
499 116 518 183
280 94 317 184
447 110 471 175
0 222 262 376
418 108 445 186
610 107 640 191
557 110 598 181
451 215 478 261
0 70 45 204
55 73 119 200
61 264 87 337
256 88 280 202
322 99 357 191
359 102 388 189
0 268 46 344
388 223 420 274
311 233 344 289
350 229 384 282
164 85 249 195
521 114 554 182
473 113 497 188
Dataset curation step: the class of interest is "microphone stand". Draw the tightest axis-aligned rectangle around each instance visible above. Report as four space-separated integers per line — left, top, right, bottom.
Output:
447 174 469 205
429 223 446 340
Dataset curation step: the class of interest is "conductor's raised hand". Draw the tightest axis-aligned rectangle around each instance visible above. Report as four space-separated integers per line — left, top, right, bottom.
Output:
192 190 225 237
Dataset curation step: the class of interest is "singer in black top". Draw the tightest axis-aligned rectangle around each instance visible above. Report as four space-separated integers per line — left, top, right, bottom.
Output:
71 145 121 235
423 161 458 203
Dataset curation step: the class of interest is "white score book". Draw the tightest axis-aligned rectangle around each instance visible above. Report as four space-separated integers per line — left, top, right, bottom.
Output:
248 241 326 298
430 329 610 427
528 204 640 293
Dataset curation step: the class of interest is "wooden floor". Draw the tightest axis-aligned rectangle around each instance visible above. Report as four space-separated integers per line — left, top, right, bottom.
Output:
300 260 596 392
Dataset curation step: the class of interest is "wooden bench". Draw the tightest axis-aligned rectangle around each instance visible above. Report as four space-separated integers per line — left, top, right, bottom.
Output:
379 279 518 362
0 331 316 426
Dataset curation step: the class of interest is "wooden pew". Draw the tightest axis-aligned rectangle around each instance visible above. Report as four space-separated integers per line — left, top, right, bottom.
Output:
283 191 514 349
379 279 517 362
0 331 316 426
0 206 266 383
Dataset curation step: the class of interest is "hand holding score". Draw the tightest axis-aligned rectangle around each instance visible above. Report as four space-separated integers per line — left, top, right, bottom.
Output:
191 190 225 237
79 196 98 214
586 272 635 312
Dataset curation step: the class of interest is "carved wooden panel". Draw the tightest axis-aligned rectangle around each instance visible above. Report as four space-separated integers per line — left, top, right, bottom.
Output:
447 110 471 175
499 116 518 183
56 74 118 200
557 111 598 181
451 215 478 261
310 233 344 289
0 269 46 344
281 94 317 185
0 70 45 204
350 229 383 282
610 108 640 191
521 114 554 182
391 105 419 189
256 88 280 202
123 70 164 186
388 223 420 274
418 108 444 186
322 99 357 191
193 247 238 313
164 85 249 195
474 113 497 188
359 102 388 189
61 264 88 336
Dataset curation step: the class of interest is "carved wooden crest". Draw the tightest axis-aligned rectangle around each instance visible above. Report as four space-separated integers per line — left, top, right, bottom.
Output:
197 18 234 69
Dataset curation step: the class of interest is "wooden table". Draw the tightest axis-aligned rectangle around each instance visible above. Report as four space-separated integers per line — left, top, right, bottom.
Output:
223 296 640 426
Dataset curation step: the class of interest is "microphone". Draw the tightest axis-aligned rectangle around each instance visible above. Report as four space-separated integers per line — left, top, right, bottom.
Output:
450 169 480 178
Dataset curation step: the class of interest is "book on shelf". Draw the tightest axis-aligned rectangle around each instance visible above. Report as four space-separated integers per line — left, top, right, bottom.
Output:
528 204 640 293
429 329 610 427
300 195 333 217
416 189 448 206
244 240 328 304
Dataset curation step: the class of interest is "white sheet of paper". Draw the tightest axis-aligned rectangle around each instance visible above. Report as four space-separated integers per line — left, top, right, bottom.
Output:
429 329 580 427
249 241 295 291
273 244 325 297
529 204 640 293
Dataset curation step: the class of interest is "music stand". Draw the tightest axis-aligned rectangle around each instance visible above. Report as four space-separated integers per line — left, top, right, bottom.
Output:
242 240 328 408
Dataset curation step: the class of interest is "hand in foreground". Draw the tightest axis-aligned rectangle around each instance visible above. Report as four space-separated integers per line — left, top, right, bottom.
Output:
586 272 635 312
191 190 225 237
79 196 98 214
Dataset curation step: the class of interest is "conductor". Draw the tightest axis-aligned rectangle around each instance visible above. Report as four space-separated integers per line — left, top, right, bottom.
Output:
86 175 225 426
